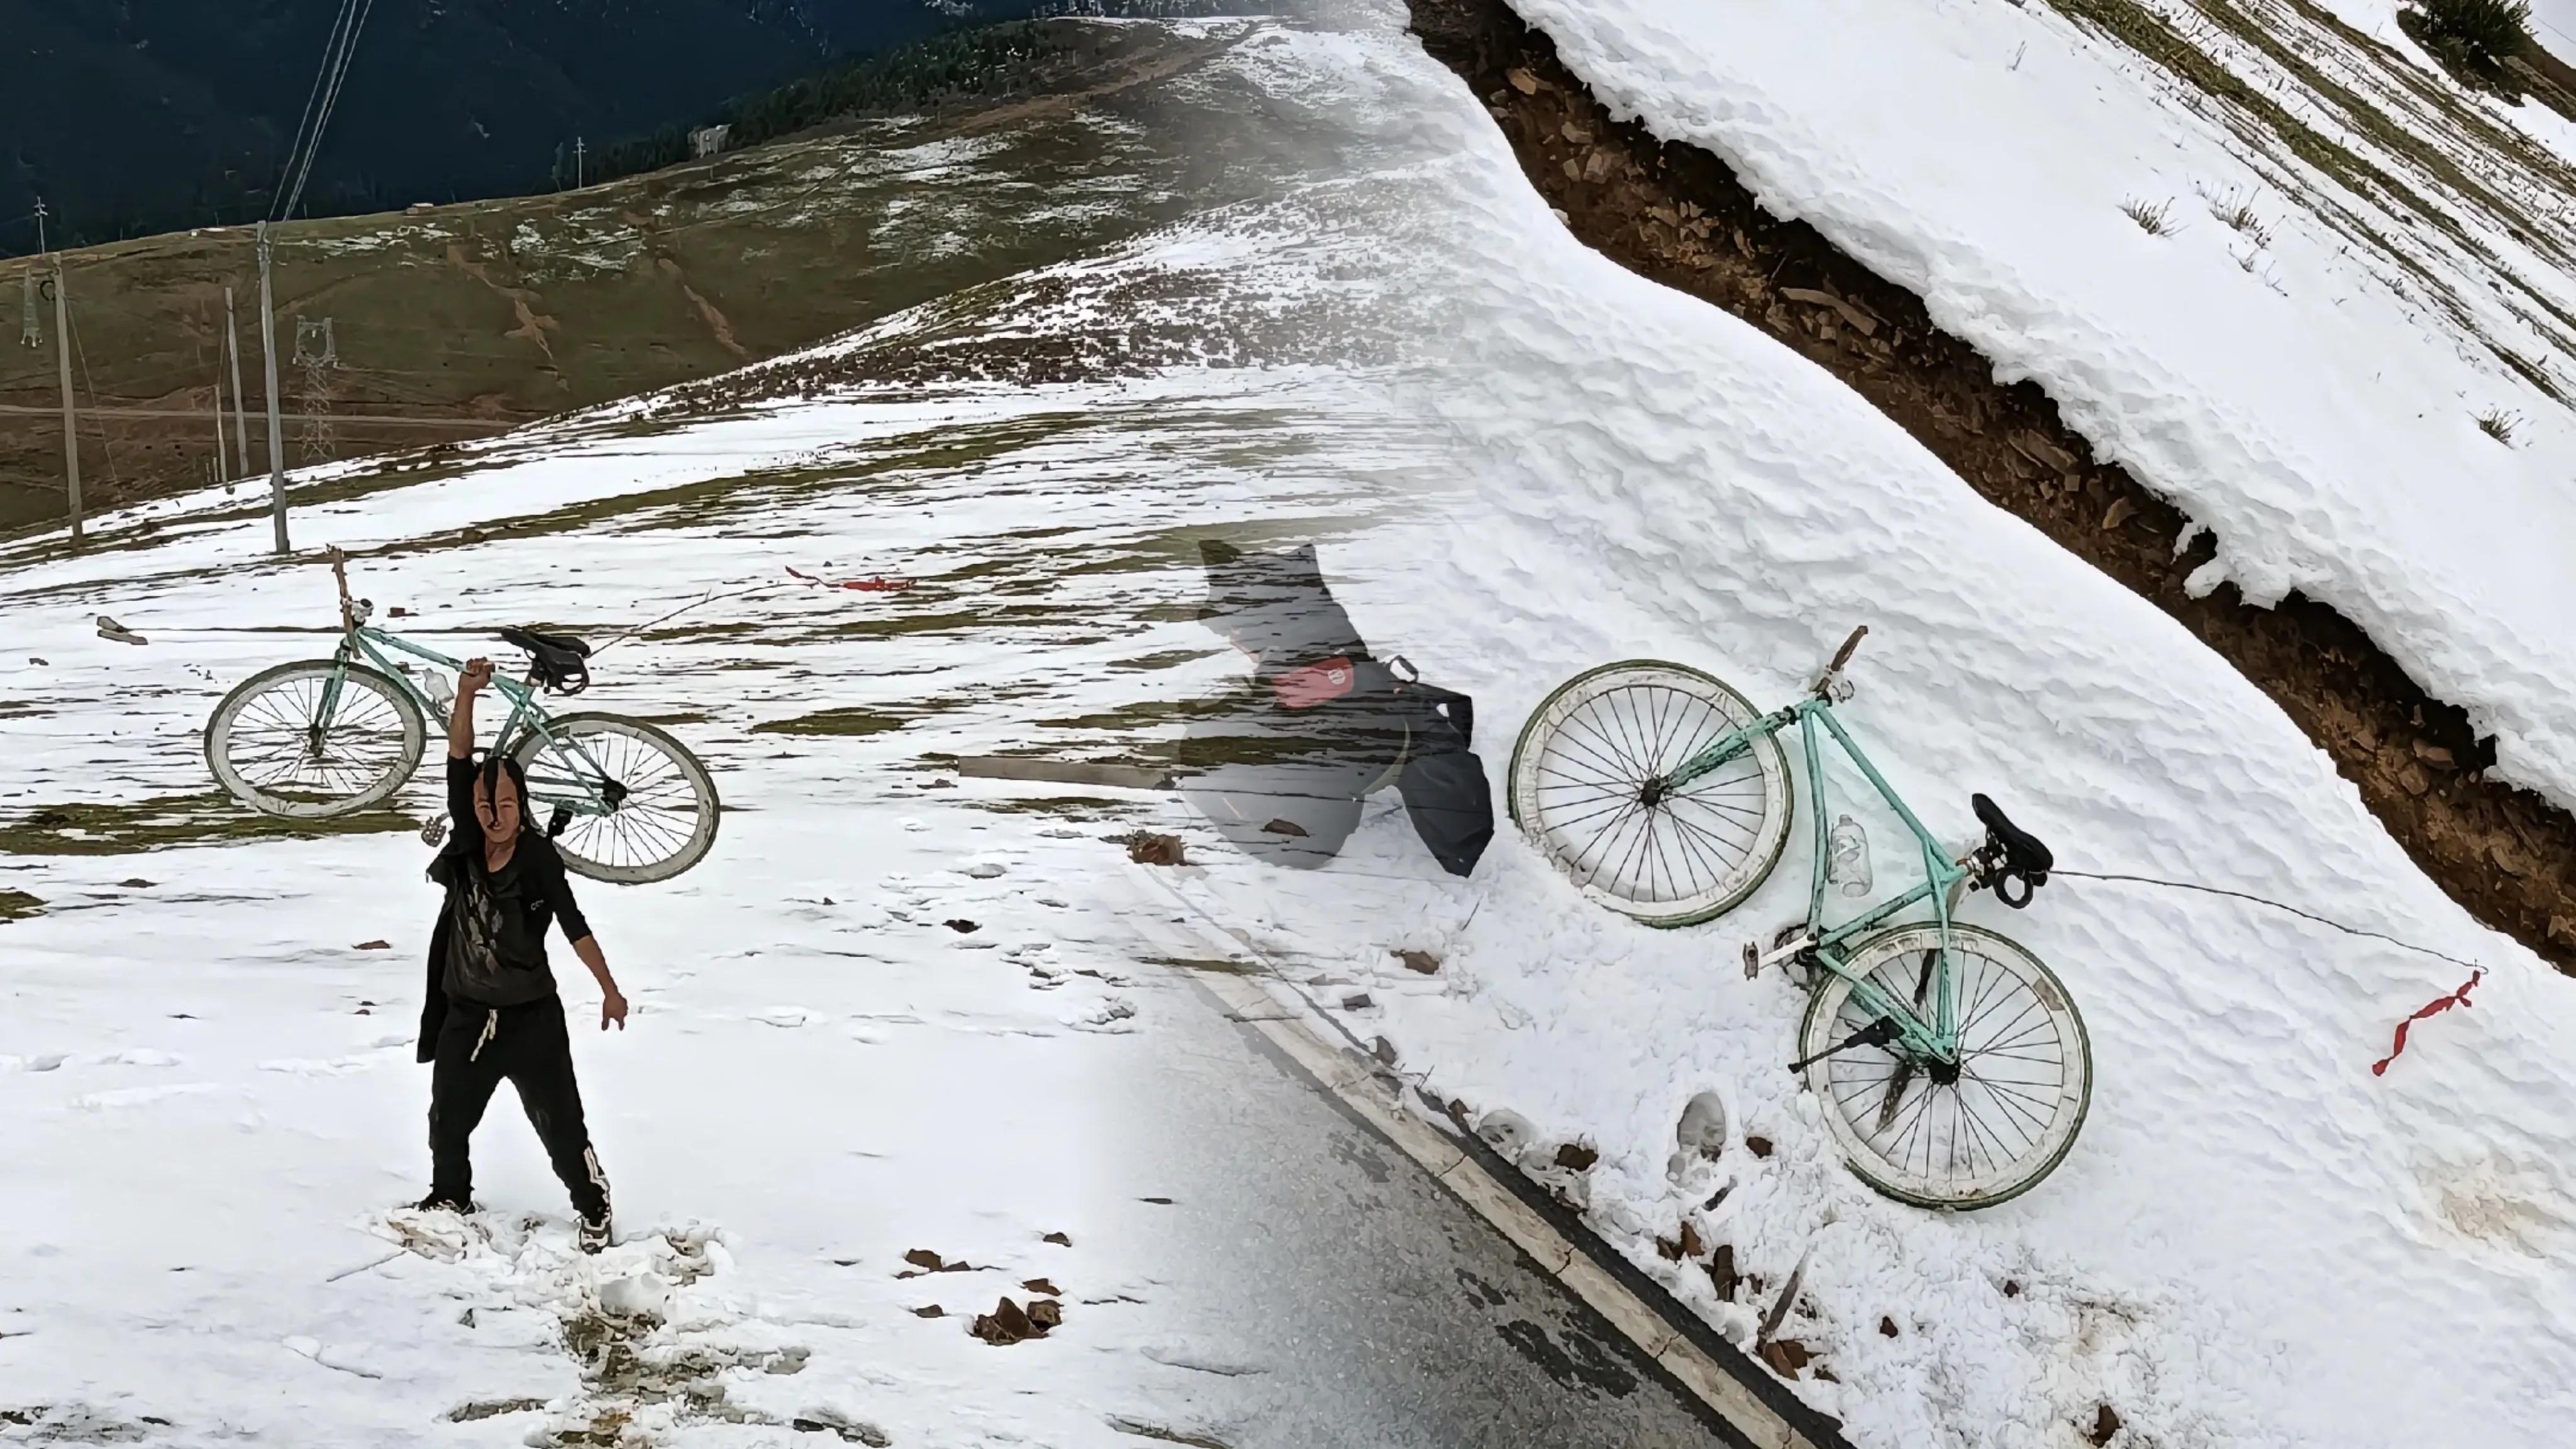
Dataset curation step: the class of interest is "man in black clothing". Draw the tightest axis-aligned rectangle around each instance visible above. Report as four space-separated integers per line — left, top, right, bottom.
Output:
416 657 629 1253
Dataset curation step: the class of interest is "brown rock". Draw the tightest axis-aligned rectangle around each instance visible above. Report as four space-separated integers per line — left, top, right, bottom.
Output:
2411 740 2454 765
2004 1279 2023 1297
969 1297 1040 1345
1043 1231 1072 1246
1506 66 1541 94
2087 1402 2122 1446
1372 1036 1399 1066
1392 949 1440 974
1679 1220 1704 1258
2102 497 2137 532
1125 832 1187 867
1709 1245 1740 1300
2398 762 2431 796
1553 1141 1599 1172
1026 1298 1063 1331
353 940 390 950
1745 1135 1773 1158
1341 994 1374 1011
911 1305 945 1319
1879 1316 1899 1337
1758 1338 1811 1378
1261 818 1309 837
1021 1278 1060 1296
2550 916 2576 948
902 1248 946 1272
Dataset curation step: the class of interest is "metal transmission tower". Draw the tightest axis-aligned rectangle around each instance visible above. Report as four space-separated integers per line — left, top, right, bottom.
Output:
17 269 37 349
294 316 339 463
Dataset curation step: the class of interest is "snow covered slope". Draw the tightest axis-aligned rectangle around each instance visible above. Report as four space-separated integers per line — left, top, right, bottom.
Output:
1114 13 2576 1449
1498 0 2576 811
0 18 1467 1445
9 5 2576 1449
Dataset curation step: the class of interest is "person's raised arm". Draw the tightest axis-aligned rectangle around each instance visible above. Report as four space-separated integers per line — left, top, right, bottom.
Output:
449 657 492 759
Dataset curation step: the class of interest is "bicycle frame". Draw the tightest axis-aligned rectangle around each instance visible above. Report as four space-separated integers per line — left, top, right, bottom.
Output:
317 622 625 826
1668 695 1969 1065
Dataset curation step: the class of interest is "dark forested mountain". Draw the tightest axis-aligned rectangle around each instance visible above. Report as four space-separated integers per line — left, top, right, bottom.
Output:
0 0 1055 257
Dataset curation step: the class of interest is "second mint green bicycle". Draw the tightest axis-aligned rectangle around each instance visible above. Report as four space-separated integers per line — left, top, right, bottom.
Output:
1507 628 2090 1209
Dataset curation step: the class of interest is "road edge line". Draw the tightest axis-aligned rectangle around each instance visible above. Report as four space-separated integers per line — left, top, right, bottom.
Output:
1124 863 1843 1449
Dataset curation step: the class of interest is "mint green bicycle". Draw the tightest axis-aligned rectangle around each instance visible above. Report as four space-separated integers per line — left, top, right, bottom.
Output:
203 552 720 884
1507 628 2090 1209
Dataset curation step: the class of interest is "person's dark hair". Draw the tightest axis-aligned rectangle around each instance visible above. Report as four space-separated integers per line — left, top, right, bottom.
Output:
476 750 531 836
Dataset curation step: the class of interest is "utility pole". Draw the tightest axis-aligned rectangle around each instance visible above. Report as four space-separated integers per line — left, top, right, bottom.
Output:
33 197 47 255
51 254 82 543
213 348 230 486
575 136 586 189
257 221 289 555
225 286 251 479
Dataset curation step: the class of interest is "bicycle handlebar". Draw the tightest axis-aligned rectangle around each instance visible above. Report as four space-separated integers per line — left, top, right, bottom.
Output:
1828 625 1868 674
1813 624 1868 697
326 547 355 633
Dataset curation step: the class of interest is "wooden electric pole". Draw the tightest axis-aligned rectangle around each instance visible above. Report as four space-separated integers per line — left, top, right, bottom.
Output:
213 348 230 486
257 222 289 554
225 286 252 480
51 255 81 543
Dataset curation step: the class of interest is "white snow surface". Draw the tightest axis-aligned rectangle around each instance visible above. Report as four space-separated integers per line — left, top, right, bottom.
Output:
8 8 2576 1449
1504 0 2576 808
1134 14 2576 1449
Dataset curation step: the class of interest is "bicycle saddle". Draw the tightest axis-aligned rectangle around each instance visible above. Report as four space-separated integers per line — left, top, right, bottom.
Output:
1972 792 2052 908
497 626 593 695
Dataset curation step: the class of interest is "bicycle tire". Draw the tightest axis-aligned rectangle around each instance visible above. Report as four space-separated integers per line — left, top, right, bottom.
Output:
1799 922 2091 1210
204 659 426 819
1507 659 1792 928
514 713 720 884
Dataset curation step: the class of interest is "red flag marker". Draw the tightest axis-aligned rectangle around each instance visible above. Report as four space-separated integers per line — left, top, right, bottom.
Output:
2370 969 2484 1075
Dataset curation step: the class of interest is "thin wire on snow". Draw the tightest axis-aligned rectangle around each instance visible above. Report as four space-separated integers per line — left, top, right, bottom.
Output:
2053 869 2490 975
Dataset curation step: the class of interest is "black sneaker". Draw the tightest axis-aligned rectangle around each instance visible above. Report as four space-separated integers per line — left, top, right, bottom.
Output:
578 1212 613 1255
414 1192 475 1214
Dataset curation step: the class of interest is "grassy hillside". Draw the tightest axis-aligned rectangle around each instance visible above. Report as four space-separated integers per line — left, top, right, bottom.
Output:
0 18 1255 534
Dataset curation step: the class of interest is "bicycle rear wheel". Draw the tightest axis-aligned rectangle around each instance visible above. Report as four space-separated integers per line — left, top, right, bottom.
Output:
1801 923 2091 1210
1507 660 1792 928
205 660 426 818
514 713 720 884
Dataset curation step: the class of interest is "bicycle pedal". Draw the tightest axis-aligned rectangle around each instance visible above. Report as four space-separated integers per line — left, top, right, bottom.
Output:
1742 939 1761 979
420 817 450 848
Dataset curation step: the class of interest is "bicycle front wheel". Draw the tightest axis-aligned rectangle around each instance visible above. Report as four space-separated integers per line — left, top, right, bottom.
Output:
515 713 720 884
1801 923 2091 1210
1507 660 1792 928
205 660 426 818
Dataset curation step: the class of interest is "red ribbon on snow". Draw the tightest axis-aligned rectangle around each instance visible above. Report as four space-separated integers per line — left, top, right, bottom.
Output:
787 565 914 593
2370 969 2485 1075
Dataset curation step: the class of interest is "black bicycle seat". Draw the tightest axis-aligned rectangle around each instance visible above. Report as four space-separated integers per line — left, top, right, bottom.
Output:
496 626 594 694
1972 793 2052 906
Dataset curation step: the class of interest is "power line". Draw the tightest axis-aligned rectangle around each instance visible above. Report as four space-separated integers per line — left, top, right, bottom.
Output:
272 0 360 220
274 0 378 222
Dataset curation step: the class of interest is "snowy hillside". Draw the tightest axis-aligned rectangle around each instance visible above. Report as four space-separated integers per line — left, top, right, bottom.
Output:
8 4 2576 1449
1119 13 2576 1449
1500 0 2576 813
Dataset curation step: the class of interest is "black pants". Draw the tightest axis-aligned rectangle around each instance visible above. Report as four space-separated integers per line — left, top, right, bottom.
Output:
428 995 609 1219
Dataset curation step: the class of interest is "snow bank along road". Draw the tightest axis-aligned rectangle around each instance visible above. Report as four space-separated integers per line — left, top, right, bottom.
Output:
1406 0 2576 977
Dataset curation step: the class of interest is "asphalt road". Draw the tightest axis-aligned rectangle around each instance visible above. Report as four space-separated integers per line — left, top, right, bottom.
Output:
1091 964 1735 1449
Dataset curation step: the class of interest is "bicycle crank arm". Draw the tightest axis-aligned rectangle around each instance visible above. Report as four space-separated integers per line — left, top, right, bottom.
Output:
1743 930 1815 979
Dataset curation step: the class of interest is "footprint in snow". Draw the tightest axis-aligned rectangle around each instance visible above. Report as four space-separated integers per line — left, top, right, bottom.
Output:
72 1082 219 1110
257 1056 377 1075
